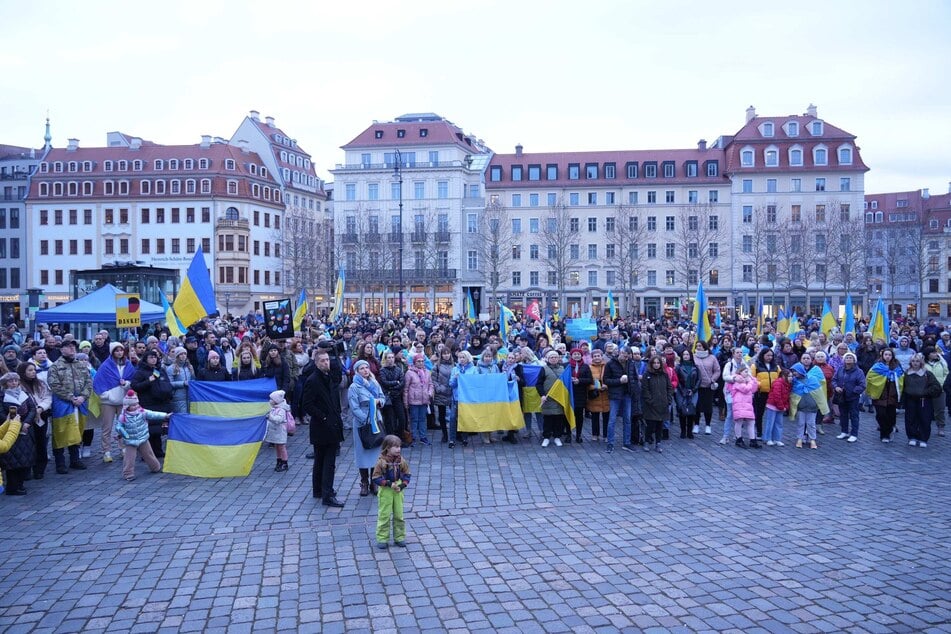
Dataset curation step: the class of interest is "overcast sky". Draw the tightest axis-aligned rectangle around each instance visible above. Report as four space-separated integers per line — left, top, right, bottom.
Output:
2 0 949 195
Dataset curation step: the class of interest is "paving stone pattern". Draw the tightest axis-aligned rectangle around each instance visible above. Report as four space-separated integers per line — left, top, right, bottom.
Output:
1 412 950 633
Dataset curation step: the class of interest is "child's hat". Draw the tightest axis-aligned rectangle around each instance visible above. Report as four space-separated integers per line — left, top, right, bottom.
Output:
269 390 286 406
123 390 139 408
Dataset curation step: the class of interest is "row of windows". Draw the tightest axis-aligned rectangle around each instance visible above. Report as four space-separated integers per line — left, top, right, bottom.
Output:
738 177 851 193
343 214 451 236
739 144 852 168
740 204 851 224
282 167 319 189
343 180 474 202
0 238 21 259
506 269 722 288
0 208 21 229
36 206 281 229
500 189 722 208
0 267 20 289
41 237 212 257
43 158 213 174
509 241 720 261
278 150 311 171
757 120 822 138
470 214 720 235
37 178 281 202
219 265 280 287
489 160 720 183
217 234 282 257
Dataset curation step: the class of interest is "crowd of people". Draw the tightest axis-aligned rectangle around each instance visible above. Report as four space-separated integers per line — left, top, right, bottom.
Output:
1 310 948 500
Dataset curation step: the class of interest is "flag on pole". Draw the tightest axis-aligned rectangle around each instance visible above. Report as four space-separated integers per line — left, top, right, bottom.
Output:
869 297 887 343
821 299 837 336
499 301 515 343
466 289 477 324
755 297 764 335
607 290 617 320
293 289 308 333
844 294 856 335
173 247 217 326
691 281 711 345
161 294 186 338
785 311 800 339
777 307 789 335
329 267 346 322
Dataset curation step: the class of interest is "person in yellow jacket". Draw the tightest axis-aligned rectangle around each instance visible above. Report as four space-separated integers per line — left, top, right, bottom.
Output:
750 348 781 440
0 411 23 495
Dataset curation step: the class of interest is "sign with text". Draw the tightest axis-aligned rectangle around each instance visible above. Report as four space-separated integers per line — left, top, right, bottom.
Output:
263 298 293 339
116 294 142 328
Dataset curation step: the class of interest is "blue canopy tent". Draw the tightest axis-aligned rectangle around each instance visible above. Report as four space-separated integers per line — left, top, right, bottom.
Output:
35 284 166 324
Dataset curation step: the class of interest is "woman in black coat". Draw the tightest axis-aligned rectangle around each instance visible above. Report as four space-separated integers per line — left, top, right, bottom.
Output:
567 347 593 443
1 371 36 495
642 355 673 452
261 344 291 392
378 351 408 438
130 349 173 457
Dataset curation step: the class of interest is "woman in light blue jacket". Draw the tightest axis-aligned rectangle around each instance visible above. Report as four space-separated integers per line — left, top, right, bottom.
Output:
349 360 385 496
168 347 196 414
448 350 479 448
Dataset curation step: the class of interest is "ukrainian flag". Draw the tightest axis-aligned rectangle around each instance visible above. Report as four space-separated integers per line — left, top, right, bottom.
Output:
607 290 617 319
466 289 477 324
173 247 217 327
821 300 837 336
844 294 856 335
788 363 831 419
869 297 887 343
776 307 789 335
457 373 523 432
692 281 711 345
161 294 186 337
520 365 543 413
786 311 800 339
163 413 267 478
546 364 576 429
293 289 308 332
499 301 515 343
188 378 277 417
329 267 345 322
50 396 85 449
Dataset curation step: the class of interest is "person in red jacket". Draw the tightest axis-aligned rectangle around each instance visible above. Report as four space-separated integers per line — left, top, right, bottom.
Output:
764 368 792 446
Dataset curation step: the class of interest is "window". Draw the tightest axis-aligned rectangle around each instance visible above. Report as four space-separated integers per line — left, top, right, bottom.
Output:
840 204 850 221
789 147 803 166
742 179 753 193
530 218 539 233
156 208 165 223
814 147 828 166
709 269 719 286
838 146 853 165
708 190 718 204
546 165 558 180
345 184 356 201
512 271 521 286
588 270 598 286
569 218 579 232
529 193 539 207
83 239 92 255
40 240 49 255
665 270 675 286
527 165 541 181
644 163 657 178
511 218 522 234
791 205 801 222
606 244 616 258
708 215 719 230
437 181 448 199
467 213 477 233
762 122 774 137
742 235 753 253
530 271 539 286
665 216 675 231
787 121 799 137
171 208 180 223
688 190 698 203
585 164 598 179
665 243 675 259
105 238 114 255
812 121 823 135
815 178 826 192
706 161 718 177
604 163 616 179
741 149 754 167
765 149 778 167
840 177 851 192
767 205 777 223
815 204 826 222
605 217 615 233
629 191 639 204
647 216 657 231
489 166 502 182
467 250 478 270
588 217 597 232
816 234 826 254
141 239 150 254
709 243 719 257
685 162 698 178
663 162 674 178
742 206 753 223
530 245 539 260
647 191 657 204
587 192 597 205
414 182 424 199
512 166 523 181
647 270 656 286
626 163 638 179
588 244 597 259
512 194 522 207
566 192 578 206
200 179 211 194
568 164 580 179
791 178 802 192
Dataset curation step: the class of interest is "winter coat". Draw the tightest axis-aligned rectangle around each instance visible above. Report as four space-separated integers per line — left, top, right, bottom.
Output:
903 370 942 400
603 358 634 400
857 346 879 373
348 376 384 469
727 377 757 420
130 363 173 422
831 365 867 403
234 362 259 381
302 367 344 447
587 362 610 413
432 361 454 407
264 404 292 445
568 361 593 407
262 357 292 394
641 367 673 422
925 357 949 388
378 364 406 406
675 362 700 416
168 361 195 413
693 351 721 388
403 366 434 406
198 364 231 382
0 417 32 480
766 376 792 411
540 363 567 416
114 408 168 447
0 404 34 471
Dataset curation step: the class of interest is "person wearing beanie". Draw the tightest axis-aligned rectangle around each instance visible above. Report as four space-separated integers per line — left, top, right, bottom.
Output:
197 350 231 382
265 389 293 472
92 341 135 464
113 390 170 481
0 406 26 495
832 351 866 443
1 372 36 495
129 349 173 458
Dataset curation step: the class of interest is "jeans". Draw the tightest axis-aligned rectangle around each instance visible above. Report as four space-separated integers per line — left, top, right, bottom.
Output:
763 408 784 443
607 397 631 446
839 400 860 436
409 404 428 442
722 400 734 439
796 410 817 440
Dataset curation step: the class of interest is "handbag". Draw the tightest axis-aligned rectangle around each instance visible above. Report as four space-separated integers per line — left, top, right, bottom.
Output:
100 385 126 406
285 409 297 436
358 409 385 450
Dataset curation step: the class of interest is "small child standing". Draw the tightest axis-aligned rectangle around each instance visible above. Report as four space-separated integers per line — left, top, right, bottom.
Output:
114 390 170 481
764 368 791 447
727 365 760 448
372 434 412 550
265 390 293 472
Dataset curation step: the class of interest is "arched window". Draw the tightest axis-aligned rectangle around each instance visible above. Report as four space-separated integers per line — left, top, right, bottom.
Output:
186 179 196 194
837 145 853 165
788 145 804 167
225 207 239 220
740 147 755 167
39 182 49 196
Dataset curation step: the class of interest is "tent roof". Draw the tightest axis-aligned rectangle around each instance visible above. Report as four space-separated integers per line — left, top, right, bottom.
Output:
35 284 166 324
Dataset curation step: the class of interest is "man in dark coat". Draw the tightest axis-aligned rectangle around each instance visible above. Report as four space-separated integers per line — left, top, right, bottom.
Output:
302 349 345 507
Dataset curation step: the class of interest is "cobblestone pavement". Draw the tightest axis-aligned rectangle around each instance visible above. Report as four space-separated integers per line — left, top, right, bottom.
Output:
1 411 950 633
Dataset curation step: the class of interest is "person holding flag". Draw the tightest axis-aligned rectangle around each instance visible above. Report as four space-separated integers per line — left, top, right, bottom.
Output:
538 350 571 447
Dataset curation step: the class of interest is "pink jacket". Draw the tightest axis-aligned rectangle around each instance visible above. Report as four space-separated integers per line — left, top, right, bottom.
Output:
727 377 757 420
403 366 434 406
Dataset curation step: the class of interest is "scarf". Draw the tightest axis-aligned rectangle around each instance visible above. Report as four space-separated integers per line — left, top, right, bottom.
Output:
92 357 135 393
4 386 25 405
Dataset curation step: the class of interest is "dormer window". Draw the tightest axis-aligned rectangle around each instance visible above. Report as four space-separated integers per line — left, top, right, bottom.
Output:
154 159 164 170
813 146 828 166
374 130 384 139
184 159 194 170
871 200 878 209
82 161 92 172
789 146 803 167
762 122 774 137
104 160 113 171
225 159 236 170
740 148 754 167
786 121 799 137
838 146 853 165
133 160 143 171
764 147 779 167
397 129 406 138
811 121 824 136
169 159 179 170
420 128 428 137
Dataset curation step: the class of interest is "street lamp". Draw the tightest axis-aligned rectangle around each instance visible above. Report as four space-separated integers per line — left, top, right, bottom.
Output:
224 292 232 317
393 149 404 316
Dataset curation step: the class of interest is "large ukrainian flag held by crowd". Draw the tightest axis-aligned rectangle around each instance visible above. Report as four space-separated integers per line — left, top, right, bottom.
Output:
163 414 267 478
173 247 217 326
187 378 276 417
457 374 523 431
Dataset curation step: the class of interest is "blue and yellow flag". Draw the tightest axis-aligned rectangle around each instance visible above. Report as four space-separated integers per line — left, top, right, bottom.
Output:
869 297 887 343
457 373 523 432
821 300 837 336
329 267 346 322
607 290 617 320
520 364 543 413
776 307 789 335
844 294 856 335
173 247 217 327
161 294 186 337
692 281 711 345
164 413 267 478
466 289 477 324
866 361 904 401
786 311 800 339
499 301 515 343
188 378 277 417
755 297 763 335
546 364 576 429
293 289 308 333
715 306 723 330
788 363 831 419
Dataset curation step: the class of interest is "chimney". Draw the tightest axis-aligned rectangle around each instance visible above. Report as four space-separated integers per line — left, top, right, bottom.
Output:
249 110 260 121
745 105 756 123
238 139 250 153
806 103 818 118
698 139 707 151
515 143 523 158
948 181 951 194
922 187 930 199
66 138 79 151
200 135 212 148
213 136 226 144
129 138 142 150
265 116 275 127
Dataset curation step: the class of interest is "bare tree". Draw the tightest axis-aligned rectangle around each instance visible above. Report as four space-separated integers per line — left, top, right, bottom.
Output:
283 205 328 303
607 204 647 317
670 203 730 299
741 205 783 314
474 200 515 316
787 209 820 314
334 209 369 310
904 222 934 318
541 197 574 310
830 210 870 302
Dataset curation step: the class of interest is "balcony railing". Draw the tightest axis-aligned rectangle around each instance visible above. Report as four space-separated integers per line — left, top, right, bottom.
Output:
217 217 250 230
341 232 359 244
334 160 469 171
388 232 401 243
411 231 427 243
347 268 457 283
434 230 450 242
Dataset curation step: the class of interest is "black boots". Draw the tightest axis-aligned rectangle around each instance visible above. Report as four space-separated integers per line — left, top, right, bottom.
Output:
274 459 288 472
